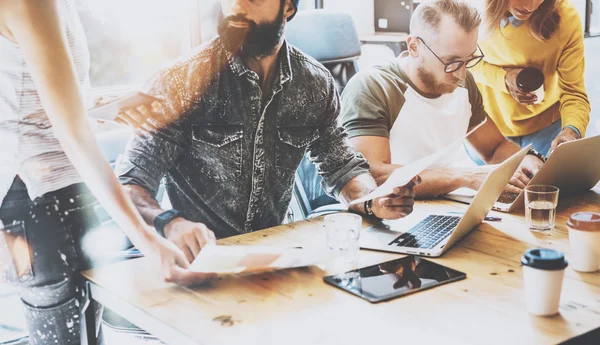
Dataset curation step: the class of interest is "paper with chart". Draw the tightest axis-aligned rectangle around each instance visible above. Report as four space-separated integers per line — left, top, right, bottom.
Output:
350 118 487 205
190 245 327 276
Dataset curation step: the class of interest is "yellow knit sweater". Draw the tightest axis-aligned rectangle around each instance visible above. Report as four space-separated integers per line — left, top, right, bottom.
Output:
471 0 590 137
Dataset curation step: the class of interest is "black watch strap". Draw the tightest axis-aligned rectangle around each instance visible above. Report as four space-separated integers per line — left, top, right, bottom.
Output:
526 148 547 163
154 209 183 237
363 199 379 219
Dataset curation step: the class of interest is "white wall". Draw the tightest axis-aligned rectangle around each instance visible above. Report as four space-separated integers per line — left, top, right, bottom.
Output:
323 0 375 34
298 0 316 10
593 0 600 32
571 0 588 30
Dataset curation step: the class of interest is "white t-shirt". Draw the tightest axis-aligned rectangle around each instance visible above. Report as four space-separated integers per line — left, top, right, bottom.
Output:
340 55 488 168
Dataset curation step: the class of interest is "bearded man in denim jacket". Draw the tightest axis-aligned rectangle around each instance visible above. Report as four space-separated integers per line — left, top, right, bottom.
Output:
117 0 420 262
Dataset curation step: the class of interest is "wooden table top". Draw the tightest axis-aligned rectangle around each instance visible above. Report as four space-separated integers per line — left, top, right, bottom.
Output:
83 186 600 345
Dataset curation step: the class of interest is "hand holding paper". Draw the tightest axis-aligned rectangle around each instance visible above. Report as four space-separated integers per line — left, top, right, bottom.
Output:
350 119 487 205
369 176 421 219
89 91 162 127
189 245 327 276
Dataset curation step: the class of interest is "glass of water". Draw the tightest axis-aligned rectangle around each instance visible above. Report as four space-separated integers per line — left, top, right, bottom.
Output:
324 213 362 279
524 185 559 232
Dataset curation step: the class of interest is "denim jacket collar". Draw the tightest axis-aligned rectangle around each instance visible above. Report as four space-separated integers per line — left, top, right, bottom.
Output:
225 40 294 89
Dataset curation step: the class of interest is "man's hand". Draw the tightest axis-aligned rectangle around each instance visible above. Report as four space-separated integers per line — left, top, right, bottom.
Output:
371 176 421 220
505 68 538 105
116 103 163 130
163 218 217 262
463 166 496 191
550 127 580 153
93 95 163 128
505 154 544 194
150 234 217 286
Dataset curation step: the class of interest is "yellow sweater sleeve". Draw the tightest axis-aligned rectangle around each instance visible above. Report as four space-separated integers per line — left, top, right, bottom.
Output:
470 59 509 94
557 18 590 136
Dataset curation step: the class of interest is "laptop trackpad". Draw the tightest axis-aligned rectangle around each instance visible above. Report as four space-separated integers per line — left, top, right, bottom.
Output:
361 211 429 245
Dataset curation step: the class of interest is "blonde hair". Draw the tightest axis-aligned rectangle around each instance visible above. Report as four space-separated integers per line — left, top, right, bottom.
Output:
410 0 482 35
484 0 560 41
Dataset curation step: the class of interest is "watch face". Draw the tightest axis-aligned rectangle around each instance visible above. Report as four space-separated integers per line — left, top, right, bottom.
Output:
155 210 182 236
162 210 175 219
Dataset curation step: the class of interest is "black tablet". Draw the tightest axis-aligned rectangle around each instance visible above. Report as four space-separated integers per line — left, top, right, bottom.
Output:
323 255 466 303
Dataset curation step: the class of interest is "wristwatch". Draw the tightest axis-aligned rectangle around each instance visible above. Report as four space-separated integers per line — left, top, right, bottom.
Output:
154 209 183 237
363 199 380 219
526 148 547 163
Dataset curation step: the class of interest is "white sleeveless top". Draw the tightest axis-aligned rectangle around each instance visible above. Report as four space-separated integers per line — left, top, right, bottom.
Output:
389 84 472 168
0 0 92 203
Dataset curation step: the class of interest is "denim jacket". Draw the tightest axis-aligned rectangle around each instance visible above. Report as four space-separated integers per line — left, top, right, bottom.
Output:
117 37 369 238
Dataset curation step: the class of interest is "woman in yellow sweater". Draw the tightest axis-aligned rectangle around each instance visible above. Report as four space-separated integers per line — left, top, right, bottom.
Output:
471 0 590 157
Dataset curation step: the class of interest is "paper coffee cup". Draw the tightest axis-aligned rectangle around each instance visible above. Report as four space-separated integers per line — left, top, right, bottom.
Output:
521 248 568 316
567 212 600 272
517 68 545 104
532 85 544 104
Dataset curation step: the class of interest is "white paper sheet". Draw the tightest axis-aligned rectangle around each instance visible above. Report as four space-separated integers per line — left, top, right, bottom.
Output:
446 187 478 198
88 91 158 121
189 245 327 276
350 118 487 205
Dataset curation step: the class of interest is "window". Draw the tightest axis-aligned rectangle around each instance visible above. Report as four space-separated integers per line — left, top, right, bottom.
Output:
76 0 194 91
299 1 317 10
199 0 221 43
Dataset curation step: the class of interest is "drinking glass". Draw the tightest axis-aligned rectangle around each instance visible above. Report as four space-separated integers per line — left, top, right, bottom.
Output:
323 213 362 279
524 185 559 232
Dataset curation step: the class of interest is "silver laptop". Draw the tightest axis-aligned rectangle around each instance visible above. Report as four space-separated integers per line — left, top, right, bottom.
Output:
360 145 530 257
446 135 600 212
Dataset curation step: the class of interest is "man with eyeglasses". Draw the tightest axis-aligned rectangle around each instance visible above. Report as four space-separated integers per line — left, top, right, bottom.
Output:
340 0 544 198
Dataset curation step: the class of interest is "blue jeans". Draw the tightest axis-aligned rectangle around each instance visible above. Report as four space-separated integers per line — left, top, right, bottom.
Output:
0 177 105 345
466 119 562 165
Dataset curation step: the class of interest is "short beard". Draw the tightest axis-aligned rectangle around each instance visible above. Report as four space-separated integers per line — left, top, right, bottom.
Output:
417 66 461 97
218 7 285 58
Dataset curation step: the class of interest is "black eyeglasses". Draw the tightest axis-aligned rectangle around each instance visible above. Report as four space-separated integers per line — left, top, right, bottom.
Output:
417 37 484 73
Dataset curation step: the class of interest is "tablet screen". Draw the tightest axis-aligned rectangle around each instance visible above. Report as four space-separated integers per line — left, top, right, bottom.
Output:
323 255 466 303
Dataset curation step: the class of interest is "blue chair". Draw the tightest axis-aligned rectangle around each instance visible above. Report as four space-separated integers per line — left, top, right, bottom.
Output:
286 10 362 219
287 10 362 94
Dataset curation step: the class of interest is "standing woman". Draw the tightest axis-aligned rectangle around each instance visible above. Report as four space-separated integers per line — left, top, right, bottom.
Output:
471 0 590 157
0 0 212 344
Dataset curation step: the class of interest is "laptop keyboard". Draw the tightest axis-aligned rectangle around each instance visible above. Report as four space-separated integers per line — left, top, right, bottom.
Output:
388 215 461 249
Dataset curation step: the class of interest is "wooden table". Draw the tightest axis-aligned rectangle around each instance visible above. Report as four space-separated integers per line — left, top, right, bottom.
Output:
82 186 600 345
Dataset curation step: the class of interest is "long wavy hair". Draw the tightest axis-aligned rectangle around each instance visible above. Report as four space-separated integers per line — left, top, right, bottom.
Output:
484 0 561 41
